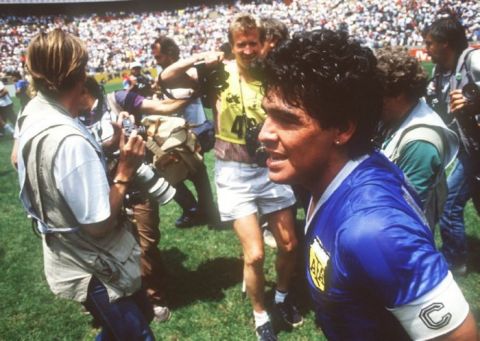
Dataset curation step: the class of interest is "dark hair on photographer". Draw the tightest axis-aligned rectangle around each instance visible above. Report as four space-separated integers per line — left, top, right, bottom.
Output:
259 29 383 158
261 17 289 44
422 12 468 56
85 76 104 100
151 36 180 61
26 29 88 98
376 46 428 99
228 13 265 44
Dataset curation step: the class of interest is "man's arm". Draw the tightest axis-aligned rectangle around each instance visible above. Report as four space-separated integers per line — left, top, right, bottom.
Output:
160 51 224 89
81 130 145 238
432 312 477 341
140 97 189 115
0 86 9 98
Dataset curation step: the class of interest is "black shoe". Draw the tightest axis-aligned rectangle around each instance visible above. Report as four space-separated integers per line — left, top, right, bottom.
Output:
256 321 277 341
274 299 303 328
175 211 197 228
175 209 212 228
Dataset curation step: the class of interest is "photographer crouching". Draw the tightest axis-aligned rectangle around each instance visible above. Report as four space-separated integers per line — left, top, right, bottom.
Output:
17 30 155 340
79 76 179 322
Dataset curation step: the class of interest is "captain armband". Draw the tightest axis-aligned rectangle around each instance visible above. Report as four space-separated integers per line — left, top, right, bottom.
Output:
387 272 469 341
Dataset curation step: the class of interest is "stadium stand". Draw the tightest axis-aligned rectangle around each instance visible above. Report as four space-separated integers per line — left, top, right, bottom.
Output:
0 0 479 80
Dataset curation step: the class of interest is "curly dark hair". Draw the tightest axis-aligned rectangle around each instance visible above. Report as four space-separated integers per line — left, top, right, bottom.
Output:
376 46 427 99
259 29 383 158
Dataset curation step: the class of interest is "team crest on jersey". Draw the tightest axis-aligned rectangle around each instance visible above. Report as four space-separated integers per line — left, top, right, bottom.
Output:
309 237 329 291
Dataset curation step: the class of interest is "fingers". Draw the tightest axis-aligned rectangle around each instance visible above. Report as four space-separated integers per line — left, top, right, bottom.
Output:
116 111 130 124
203 51 224 67
450 90 468 112
124 130 145 155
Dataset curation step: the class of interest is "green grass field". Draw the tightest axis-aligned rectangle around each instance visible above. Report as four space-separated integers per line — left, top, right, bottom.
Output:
1 79 479 340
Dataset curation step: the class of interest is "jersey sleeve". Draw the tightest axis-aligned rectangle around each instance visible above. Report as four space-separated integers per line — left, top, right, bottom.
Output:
339 208 447 307
339 210 469 340
396 140 442 203
53 135 110 224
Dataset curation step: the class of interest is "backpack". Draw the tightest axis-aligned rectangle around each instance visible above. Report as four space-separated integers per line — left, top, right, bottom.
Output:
140 115 204 185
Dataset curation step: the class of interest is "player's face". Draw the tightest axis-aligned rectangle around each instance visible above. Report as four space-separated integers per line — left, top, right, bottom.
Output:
424 34 447 65
259 89 339 187
231 29 262 72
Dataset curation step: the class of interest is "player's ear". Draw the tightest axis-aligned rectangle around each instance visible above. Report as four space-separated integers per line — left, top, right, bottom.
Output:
334 120 356 146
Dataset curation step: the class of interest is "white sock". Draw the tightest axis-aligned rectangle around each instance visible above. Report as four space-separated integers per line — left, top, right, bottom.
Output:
274 290 287 304
253 310 270 328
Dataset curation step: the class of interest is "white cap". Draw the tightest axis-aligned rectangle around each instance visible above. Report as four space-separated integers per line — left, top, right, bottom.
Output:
130 61 142 69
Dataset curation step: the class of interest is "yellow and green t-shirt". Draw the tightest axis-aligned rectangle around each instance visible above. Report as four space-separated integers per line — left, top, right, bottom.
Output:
217 62 265 145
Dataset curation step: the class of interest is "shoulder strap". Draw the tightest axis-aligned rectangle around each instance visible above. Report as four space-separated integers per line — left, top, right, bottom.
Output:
455 47 477 87
392 125 444 162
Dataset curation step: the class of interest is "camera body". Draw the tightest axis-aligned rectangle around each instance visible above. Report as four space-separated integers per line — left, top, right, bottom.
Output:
457 81 480 214
194 61 229 108
122 117 146 137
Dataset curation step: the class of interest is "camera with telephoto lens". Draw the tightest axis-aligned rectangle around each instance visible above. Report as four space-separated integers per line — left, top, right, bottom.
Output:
130 163 176 206
119 118 175 205
456 81 480 214
194 60 229 108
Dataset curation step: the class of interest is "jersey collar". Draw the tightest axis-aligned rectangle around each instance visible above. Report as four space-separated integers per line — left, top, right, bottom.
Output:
305 154 369 235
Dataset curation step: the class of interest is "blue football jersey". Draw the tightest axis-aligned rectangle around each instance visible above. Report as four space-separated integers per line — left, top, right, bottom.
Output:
305 152 448 340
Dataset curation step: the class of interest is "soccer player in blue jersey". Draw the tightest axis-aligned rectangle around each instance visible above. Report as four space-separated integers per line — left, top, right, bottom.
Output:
258 29 478 340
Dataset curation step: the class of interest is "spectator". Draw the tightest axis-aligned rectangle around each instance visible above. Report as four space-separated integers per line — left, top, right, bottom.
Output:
126 61 154 98
17 29 154 340
0 74 15 137
376 46 459 229
259 28 478 340
1 1 480 77
423 13 480 275
161 13 302 341
12 71 30 111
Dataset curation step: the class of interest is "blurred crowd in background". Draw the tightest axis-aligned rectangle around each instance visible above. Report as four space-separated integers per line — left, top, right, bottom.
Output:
0 0 479 78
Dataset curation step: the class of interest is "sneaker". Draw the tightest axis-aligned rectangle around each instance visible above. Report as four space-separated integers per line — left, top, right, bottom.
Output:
263 229 277 248
256 321 277 341
153 305 171 322
274 299 303 328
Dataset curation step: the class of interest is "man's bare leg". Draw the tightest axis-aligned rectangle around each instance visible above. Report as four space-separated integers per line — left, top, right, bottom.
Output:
233 213 265 312
267 207 297 293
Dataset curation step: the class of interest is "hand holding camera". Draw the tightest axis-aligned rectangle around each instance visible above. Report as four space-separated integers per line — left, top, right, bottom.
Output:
116 129 146 182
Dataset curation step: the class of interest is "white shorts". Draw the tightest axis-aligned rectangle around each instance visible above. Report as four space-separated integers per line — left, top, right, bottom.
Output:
215 160 296 221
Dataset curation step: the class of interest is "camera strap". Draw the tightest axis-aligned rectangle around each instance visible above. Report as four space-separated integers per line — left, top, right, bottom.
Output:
238 77 257 130
453 47 478 90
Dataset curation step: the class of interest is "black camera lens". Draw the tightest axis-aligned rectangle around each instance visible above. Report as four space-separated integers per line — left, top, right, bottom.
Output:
462 82 480 103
